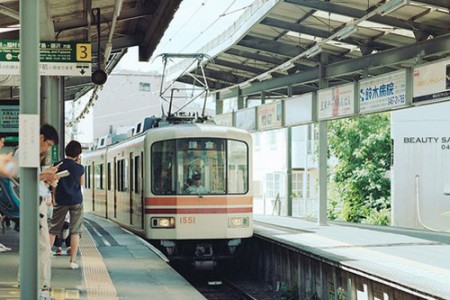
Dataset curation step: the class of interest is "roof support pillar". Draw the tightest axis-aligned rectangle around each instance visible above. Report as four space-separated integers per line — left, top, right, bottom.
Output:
19 1 40 299
41 76 64 160
215 93 223 115
318 53 329 226
237 90 245 109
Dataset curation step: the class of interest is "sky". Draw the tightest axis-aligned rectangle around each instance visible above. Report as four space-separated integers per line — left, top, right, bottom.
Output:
72 0 254 143
116 0 254 73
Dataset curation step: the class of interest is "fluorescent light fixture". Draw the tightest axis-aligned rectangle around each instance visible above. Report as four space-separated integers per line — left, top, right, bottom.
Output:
239 81 252 88
258 72 272 81
444 184 450 195
379 0 409 16
279 61 296 71
336 25 357 40
305 45 322 58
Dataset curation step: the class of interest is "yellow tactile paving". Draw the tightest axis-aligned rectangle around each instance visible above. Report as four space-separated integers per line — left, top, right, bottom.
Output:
0 282 19 299
79 227 118 300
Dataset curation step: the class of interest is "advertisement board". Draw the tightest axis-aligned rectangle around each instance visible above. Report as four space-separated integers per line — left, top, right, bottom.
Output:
360 70 407 113
257 101 282 130
236 107 256 131
413 58 450 104
318 83 355 120
213 112 233 127
285 93 313 126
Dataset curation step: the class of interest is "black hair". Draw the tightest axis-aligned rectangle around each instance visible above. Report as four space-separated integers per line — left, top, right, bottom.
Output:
40 124 59 145
65 140 82 157
192 172 201 180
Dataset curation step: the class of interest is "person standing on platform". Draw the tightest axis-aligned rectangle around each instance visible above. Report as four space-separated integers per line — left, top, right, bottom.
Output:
14 124 60 291
48 140 85 270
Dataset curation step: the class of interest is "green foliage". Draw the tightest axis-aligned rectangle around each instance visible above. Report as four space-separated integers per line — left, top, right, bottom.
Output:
328 114 392 223
279 282 299 300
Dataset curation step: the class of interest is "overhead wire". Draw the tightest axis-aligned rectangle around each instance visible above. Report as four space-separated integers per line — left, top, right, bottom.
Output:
178 1 253 53
157 1 208 52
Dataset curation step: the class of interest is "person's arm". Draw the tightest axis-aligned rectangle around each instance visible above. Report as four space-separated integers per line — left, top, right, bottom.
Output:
80 174 85 186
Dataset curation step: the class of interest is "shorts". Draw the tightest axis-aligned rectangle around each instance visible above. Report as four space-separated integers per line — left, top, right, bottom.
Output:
49 203 84 235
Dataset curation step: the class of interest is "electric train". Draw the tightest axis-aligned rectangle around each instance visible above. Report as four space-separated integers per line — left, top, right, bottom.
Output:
82 117 253 269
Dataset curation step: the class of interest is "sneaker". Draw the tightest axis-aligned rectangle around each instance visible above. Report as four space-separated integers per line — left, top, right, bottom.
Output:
55 247 62 256
0 243 11 252
66 247 71 256
69 261 79 269
39 290 55 300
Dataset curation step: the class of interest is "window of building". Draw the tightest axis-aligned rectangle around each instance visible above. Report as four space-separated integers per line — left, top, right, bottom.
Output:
266 172 281 198
139 82 150 92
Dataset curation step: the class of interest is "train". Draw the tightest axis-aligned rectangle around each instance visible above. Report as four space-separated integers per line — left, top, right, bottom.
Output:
82 117 253 269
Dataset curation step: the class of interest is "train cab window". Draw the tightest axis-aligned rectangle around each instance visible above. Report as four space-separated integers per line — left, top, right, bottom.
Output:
227 140 248 194
177 139 226 195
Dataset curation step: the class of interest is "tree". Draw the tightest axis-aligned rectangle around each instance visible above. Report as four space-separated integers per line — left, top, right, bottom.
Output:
327 113 391 223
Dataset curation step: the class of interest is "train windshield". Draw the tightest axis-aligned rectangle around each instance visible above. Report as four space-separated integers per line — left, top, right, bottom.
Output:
151 138 248 195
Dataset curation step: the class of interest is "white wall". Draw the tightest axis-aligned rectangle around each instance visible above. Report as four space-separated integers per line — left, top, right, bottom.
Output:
391 101 450 230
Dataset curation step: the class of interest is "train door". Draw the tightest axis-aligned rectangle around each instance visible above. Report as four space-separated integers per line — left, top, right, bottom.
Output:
140 150 144 229
114 157 117 218
106 162 111 219
129 152 134 225
91 161 95 211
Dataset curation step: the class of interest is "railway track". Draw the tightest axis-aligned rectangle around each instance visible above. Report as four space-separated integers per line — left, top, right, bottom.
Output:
171 262 279 300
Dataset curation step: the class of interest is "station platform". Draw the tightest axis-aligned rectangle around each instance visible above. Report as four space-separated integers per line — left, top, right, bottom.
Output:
0 213 205 300
253 215 450 299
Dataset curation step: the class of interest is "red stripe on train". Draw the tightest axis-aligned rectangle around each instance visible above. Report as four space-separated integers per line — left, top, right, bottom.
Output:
145 207 252 214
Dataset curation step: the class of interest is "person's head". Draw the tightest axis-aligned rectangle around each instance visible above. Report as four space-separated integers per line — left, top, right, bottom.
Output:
192 172 201 186
40 124 59 154
0 134 5 150
65 140 82 158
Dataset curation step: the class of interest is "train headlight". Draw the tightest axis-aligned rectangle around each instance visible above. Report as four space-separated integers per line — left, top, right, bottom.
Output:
151 217 175 228
228 217 249 228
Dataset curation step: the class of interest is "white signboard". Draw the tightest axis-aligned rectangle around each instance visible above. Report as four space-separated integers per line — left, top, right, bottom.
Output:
360 70 407 113
257 101 282 130
213 112 233 126
236 107 256 132
285 93 313 126
413 58 450 104
318 83 355 120
19 114 40 167
0 62 91 76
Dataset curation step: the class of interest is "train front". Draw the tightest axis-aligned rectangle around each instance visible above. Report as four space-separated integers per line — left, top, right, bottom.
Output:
144 124 253 269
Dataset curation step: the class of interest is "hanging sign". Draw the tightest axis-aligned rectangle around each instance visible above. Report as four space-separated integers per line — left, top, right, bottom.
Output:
0 40 91 76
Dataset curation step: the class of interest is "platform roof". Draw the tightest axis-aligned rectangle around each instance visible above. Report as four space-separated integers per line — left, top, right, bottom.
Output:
0 0 182 101
170 0 450 100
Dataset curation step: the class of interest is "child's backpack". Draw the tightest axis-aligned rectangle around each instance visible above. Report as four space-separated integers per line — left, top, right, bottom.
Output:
0 177 20 219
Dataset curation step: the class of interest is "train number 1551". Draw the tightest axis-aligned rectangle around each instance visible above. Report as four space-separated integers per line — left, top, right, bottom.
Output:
179 216 196 224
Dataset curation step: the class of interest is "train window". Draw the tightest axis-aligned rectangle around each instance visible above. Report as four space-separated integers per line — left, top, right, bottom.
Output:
124 159 129 192
134 156 140 194
130 156 134 193
86 165 90 189
117 159 124 192
151 140 176 195
95 164 104 190
227 141 248 194
107 163 111 191
176 138 226 195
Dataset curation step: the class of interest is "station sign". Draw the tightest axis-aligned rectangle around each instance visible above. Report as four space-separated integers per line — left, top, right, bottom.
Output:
0 99 19 134
0 40 91 76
